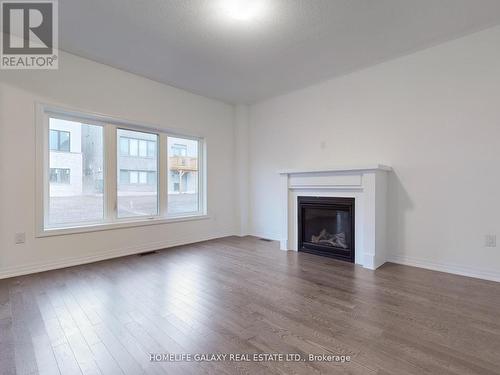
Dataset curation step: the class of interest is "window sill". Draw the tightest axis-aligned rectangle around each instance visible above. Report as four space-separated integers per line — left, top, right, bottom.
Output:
37 214 210 238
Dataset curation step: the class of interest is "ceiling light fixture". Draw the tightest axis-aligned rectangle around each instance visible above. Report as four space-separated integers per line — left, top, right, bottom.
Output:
217 0 268 22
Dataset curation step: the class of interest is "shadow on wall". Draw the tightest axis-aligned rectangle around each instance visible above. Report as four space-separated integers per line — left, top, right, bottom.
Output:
387 170 413 258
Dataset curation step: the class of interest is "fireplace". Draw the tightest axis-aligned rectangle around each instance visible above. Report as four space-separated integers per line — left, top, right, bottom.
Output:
280 165 391 269
297 196 355 262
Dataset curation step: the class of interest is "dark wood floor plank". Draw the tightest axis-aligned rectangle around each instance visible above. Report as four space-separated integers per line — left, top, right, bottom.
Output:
0 280 16 375
30 275 83 375
1 236 500 375
17 275 61 375
0 279 11 321
0 318 16 375
53 271 125 375
59 273 147 375
9 281 39 375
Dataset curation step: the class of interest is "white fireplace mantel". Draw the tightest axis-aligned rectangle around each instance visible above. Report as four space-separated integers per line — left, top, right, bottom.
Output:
279 164 392 270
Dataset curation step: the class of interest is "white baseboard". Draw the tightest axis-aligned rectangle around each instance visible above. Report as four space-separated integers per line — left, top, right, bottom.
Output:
387 254 500 283
279 239 288 250
233 233 500 283
361 254 387 270
0 231 233 280
20 232 496 284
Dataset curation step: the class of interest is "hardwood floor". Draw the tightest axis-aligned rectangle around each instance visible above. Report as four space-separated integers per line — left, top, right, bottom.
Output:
1 236 500 375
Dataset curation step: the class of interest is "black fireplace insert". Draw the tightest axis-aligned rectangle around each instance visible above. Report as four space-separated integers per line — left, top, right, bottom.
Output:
298 196 355 262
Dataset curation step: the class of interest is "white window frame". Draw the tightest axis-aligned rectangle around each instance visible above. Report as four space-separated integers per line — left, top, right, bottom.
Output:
35 103 208 237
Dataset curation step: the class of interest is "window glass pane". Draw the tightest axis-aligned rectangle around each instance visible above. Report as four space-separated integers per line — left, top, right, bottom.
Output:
139 140 147 157
61 169 70 184
117 129 158 218
49 130 58 151
147 141 156 157
120 170 128 184
148 171 156 185
49 168 57 183
129 170 138 184
172 144 187 156
59 131 70 152
129 138 138 156
49 168 71 184
120 137 129 155
48 118 104 226
168 137 199 215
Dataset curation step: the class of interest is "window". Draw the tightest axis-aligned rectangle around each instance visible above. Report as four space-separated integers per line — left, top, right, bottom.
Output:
172 144 187 156
120 137 128 155
120 170 157 185
171 171 180 192
130 170 139 184
119 136 156 158
48 118 104 226
49 168 70 184
129 138 138 156
147 141 156 158
168 137 200 215
117 129 158 218
139 140 148 157
49 129 71 152
38 104 206 234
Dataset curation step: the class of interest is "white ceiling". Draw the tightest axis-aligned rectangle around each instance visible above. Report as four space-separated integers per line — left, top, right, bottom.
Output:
60 0 500 103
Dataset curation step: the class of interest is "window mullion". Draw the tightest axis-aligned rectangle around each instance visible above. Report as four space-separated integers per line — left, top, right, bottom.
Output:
38 110 50 234
200 139 206 215
159 134 168 217
105 124 117 222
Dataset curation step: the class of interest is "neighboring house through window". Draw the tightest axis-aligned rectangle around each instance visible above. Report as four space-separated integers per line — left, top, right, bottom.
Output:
49 129 70 152
49 168 70 184
120 170 157 185
120 136 156 158
168 137 200 215
117 129 159 218
47 117 104 226
172 144 187 157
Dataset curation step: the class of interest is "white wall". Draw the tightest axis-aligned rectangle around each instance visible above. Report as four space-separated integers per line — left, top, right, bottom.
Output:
233 104 250 236
0 51 236 278
248 26 500 281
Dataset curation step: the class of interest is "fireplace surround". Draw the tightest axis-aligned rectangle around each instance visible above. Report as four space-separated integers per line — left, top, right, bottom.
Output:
279 165 391 270
298 196 355 262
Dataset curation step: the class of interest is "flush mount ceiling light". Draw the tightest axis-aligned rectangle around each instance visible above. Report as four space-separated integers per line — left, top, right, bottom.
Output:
217 0 268 22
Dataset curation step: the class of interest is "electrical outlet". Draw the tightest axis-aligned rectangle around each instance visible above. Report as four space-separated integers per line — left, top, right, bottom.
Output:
485 234 497 248
15 232 26 244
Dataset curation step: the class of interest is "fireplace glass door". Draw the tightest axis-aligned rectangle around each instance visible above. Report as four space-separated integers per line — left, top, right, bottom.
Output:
298 197 355 262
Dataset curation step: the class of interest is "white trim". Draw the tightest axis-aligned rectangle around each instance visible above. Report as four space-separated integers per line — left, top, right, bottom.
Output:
159 133 168 217
200 137 208 214
0 231 229 280
387 254 500 283
104 124 117 221
35 103 47 238
38 214 210 237
289 186 364 191
278 164 392 175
